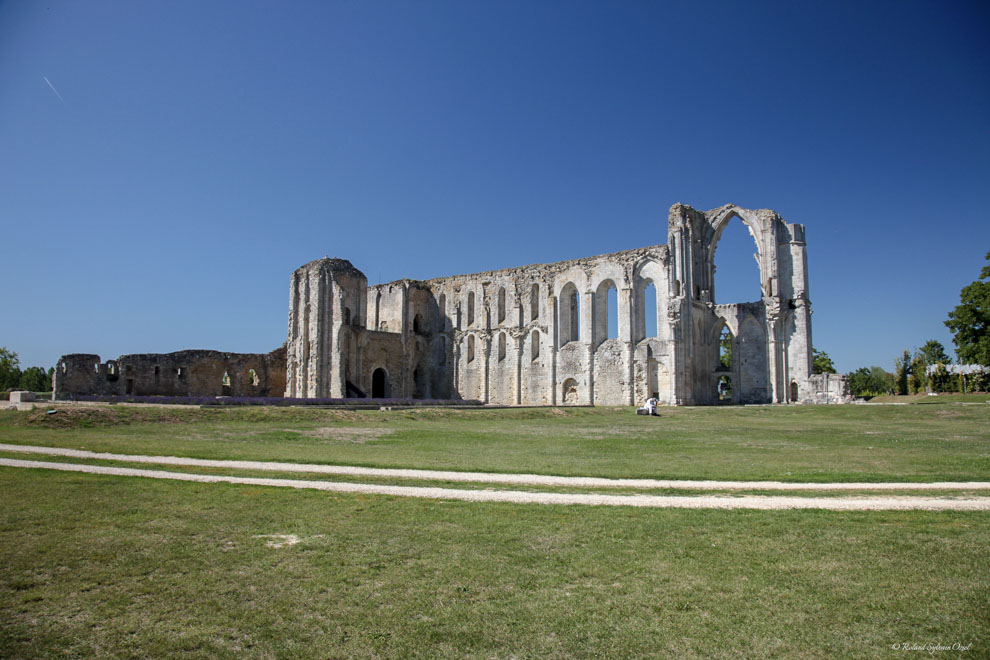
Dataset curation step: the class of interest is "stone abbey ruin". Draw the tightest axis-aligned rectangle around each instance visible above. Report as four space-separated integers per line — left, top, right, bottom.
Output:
55 203 846 405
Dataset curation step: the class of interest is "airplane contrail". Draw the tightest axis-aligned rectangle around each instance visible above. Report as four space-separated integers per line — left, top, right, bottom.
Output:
43 76 64 104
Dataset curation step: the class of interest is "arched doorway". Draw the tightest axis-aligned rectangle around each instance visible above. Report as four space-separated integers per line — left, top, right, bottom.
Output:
412 365 429 399
717 375 733 402
562 378 579 404
372 368 389 398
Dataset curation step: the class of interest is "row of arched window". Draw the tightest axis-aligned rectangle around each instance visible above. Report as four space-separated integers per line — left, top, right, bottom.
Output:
558 279 660 345
464 330 541 364
442 284 543 331
439 277 660 345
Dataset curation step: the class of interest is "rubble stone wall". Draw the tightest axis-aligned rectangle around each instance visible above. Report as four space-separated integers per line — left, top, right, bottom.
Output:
54 347 286 399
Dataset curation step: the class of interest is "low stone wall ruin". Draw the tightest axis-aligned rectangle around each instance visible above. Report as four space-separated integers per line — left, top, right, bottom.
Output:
53 347 286 400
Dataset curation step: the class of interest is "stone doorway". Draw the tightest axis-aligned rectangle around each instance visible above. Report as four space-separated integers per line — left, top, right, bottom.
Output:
372 368 390 398
562 378 579 404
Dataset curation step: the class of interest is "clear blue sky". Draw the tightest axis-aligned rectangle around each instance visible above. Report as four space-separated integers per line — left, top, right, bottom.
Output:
1 0 988 375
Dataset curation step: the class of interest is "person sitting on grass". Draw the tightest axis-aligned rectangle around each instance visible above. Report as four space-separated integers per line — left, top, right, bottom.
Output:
638 397 659 416
646 396 658 416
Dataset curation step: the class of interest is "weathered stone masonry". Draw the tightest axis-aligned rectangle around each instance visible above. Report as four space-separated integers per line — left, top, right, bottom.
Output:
284 203 844 405
55 348 286 399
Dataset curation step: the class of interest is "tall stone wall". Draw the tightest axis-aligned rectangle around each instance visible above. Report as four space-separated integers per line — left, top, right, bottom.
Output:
414 243 672 406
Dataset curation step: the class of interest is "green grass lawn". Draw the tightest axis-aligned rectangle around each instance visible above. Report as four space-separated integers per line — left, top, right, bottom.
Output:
1 468 987 658
1 402 988 657
2 401 989 482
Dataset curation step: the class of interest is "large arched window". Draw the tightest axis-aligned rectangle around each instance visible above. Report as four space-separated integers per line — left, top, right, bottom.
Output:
530 283 540 321
559 283 580 345
714 216 763 303
497 287 506 325
531 329 540 361
438 293 446 331
467 335 475 363
608 285 617 339
640 279 658 340
497 332 506 362
467 292 475 326
593 279 618 345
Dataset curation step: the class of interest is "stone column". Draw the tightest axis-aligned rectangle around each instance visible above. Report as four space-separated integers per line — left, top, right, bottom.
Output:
582 290 594 404
765 301 782 403
453 336 461 396
549 296 558 405
482 336 491 404
622 286 636 405
514 334 523 405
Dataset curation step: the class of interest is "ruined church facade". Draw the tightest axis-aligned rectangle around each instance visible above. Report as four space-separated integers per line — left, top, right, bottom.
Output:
284 203 826 406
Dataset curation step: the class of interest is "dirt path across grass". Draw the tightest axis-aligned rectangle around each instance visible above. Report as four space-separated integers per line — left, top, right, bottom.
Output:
1 443 988 491
2 456 990 511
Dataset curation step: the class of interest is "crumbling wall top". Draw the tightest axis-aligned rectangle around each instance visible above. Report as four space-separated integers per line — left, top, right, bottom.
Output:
296 257 366 279
374 244 670 289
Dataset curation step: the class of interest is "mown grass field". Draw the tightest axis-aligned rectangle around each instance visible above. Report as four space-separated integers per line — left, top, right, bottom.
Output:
1 400 989 657
2 397 989 482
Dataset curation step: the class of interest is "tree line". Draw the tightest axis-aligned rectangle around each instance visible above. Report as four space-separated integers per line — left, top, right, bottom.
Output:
0 348 54 393
846 251 990 397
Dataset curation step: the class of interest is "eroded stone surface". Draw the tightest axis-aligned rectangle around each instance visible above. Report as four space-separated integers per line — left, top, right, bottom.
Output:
54 348 286 399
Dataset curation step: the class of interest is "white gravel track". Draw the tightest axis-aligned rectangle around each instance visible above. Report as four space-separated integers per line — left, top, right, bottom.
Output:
2 456 990 511
1 443 988 491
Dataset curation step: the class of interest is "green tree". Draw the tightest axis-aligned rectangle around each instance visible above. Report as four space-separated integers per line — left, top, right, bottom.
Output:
918 340 953 392
945 251 990 366
848 366 894 397
0 347 21 391
812 348 835 374
919 339 951 366
894 349 912 395
719 328 732 369
18 366 51 392
909 353 927 393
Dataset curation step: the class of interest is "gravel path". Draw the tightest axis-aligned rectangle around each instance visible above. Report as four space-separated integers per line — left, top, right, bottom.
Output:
1 443 988 491
2 457 990 511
